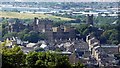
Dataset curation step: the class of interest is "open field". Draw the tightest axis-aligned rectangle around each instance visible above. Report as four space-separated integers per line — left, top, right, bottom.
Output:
0 11 74 21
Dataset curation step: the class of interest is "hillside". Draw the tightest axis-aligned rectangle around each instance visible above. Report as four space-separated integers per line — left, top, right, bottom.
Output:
0 11 74 21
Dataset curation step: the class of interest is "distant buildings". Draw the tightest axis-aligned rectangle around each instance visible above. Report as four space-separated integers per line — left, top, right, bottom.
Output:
32 17 77 41
7 17 77 42
8 21 26 32
3 25 120 67
86 34 120 67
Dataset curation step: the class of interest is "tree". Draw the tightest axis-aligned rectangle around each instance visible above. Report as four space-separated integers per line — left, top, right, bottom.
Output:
26 52 39 68
21 31 47 43
55 55 71 68
23 31 40 43
116 17 120 43
74 61 84 68
3 32 17 39
101 29 119 44
2 45 26 68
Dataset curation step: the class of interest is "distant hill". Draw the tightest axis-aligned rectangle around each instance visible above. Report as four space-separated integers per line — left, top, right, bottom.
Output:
0 11 74 21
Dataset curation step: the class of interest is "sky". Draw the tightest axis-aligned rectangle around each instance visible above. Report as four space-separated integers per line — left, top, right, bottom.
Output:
0 0 119 2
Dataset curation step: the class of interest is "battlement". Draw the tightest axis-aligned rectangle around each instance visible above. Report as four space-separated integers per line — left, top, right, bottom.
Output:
33 17 53 25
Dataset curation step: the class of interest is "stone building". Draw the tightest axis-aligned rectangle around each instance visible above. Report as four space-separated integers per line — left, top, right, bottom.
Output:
86 34 119 66
32 17 76 41
32 17 53 33
8 21 26 33
86 14 93 25
31 17 53 42
7 17 76 42
52 26 76 40
86 34 100 52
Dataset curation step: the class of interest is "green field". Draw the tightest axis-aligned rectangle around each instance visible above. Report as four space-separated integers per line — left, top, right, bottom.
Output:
0 11 74 21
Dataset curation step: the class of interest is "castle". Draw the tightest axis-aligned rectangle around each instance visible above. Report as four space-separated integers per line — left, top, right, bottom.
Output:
7 14 94 42
32 17 76 41
8 17 76 42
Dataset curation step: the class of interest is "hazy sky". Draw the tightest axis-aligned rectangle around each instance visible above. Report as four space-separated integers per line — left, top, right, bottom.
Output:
0 0 119 2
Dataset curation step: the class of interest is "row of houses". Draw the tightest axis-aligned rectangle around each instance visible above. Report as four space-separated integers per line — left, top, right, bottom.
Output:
86 34 120 67
2 36 89 63
2 32 120 67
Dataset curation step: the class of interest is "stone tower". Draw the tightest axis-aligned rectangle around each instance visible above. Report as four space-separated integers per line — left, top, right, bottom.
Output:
86 14 93 25
32 18 53 42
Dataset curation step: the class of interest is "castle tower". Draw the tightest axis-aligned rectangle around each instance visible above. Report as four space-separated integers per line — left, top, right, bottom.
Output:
32 18 53 42
86 14 93 25
44 19 53 43
32 17 39 32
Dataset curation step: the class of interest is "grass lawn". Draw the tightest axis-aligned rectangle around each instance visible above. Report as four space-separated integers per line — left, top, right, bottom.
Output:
0 11 74 21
